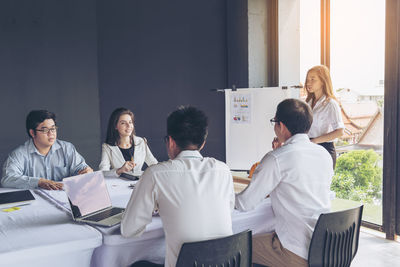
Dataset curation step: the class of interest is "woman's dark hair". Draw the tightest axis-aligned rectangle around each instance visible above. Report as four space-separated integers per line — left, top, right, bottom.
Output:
167 106 208 150
105 108 135 146
275 99 313 135
26 110 56 138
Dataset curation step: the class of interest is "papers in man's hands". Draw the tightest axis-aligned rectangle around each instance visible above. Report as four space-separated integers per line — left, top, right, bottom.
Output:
0 190 35 209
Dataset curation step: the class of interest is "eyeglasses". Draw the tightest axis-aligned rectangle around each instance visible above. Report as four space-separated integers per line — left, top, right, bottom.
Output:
270 118 279 126
163 135 169 143
35 126 58 134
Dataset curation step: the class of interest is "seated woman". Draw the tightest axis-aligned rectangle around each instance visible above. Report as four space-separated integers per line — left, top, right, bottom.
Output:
99 107 158 178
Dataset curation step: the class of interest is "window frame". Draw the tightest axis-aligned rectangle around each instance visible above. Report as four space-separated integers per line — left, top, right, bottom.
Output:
383 0 400 240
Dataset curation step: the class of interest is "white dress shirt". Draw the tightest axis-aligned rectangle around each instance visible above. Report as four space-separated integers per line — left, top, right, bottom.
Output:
99 136 157 177
307 96 344 139
235 134 333 259
121 150 235 267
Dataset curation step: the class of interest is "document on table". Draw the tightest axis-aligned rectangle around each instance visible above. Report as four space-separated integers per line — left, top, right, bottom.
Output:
36 189 71 212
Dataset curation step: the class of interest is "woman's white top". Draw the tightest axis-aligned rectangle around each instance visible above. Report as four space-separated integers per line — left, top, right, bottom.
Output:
307 95 344 139
99 136 158 177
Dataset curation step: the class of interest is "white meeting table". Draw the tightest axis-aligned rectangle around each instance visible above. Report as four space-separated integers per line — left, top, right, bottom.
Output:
0 176 275 267
90 177 275 267
0 188 102 267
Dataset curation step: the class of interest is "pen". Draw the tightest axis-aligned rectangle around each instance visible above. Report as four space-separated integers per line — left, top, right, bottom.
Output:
13 203 31 207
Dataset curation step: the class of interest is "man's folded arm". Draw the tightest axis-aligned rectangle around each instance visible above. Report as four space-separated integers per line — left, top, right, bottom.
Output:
235 153 281 211
1 156 40 189
68 145 90 175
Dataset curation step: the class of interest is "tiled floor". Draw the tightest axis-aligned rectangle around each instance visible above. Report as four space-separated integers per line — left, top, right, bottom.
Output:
352 228 400 267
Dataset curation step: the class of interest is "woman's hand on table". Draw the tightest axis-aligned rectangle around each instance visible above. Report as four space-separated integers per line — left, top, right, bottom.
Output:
117 161 136 176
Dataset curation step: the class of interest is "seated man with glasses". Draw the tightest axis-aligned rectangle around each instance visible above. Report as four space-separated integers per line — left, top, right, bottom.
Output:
121 106 234 267
1 110 93 190
235 99 333 267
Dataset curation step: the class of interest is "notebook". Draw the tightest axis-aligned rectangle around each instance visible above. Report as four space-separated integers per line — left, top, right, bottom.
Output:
63 171 124 227
0 190 35 209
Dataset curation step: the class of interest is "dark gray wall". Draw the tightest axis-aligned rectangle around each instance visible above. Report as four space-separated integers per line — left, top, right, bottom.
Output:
97 0 248 162
0 0 101 168
0 0 248 171
227 0 249 89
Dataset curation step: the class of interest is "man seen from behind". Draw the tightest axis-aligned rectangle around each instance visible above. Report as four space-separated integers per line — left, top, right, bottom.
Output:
236 99 333 267
121 106 235 267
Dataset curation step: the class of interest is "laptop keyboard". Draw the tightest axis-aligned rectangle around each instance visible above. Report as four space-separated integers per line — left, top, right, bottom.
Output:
85 208 123 222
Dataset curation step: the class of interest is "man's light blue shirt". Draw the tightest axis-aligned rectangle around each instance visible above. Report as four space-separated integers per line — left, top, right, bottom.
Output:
1 139 89 189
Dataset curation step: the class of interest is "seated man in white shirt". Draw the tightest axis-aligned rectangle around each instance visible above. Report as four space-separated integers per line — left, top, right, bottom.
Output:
235 99 333 267
121 106 235 267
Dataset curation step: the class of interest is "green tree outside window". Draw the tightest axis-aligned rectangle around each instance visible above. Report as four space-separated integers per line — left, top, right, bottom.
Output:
331 150 382 204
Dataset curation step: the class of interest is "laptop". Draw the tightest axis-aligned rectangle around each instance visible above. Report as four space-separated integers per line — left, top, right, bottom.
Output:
63 171 124 227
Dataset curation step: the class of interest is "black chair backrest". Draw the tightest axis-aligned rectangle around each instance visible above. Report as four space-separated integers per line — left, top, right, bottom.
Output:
308 205 364 267
175 230 252 267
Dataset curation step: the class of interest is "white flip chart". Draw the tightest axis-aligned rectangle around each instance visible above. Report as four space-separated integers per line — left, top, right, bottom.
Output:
225 87 298 170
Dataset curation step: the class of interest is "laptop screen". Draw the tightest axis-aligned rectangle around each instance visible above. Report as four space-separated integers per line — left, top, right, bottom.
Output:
63 171 111 218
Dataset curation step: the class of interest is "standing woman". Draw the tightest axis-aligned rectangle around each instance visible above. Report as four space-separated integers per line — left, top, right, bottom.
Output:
305 65 344 168
99 108 158 177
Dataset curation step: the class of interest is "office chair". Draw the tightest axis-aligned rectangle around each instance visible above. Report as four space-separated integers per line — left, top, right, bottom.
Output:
308 205 363 267
254 205 363 267
175 230 252 267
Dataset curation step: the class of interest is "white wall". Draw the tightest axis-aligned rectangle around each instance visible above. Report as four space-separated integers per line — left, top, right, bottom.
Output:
248 0 268 87
279 0 300 87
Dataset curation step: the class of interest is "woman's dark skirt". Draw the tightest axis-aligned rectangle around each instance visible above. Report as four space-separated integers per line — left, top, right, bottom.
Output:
318 142 336 169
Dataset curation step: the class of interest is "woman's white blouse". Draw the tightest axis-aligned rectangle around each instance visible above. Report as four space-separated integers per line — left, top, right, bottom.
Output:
99 136 158 177
307 96 344 139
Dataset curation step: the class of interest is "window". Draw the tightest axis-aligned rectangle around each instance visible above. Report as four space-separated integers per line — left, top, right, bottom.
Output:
330 0 385 227
300 0 388 230
300 0 321 85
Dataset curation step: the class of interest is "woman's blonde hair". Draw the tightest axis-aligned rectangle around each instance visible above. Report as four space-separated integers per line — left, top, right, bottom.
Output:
305 65 337 105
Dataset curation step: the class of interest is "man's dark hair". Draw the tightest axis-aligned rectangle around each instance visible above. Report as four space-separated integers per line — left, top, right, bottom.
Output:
275 99 313 135
167 106 208 150
26 110 57 138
